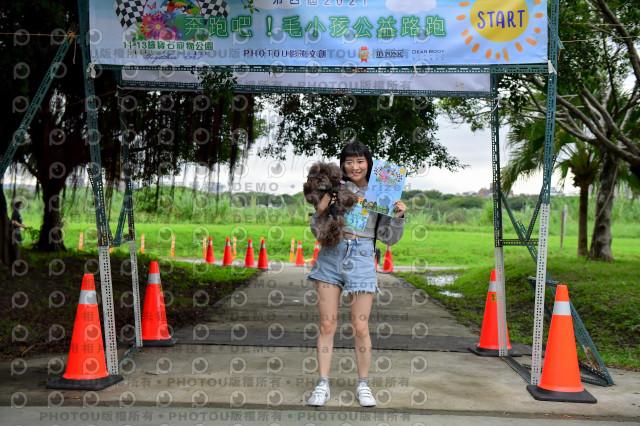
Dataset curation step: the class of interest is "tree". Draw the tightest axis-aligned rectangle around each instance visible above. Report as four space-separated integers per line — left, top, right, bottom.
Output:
440 0 640 260
0 0 88 254
0 1 262 261
260 93 462 174
122 72 260 217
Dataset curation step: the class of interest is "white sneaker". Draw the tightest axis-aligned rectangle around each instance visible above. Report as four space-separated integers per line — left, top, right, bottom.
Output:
356 383 376 407
307 382 330 406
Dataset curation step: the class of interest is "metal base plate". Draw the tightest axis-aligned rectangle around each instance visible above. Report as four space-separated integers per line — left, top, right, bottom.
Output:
468 345 521 357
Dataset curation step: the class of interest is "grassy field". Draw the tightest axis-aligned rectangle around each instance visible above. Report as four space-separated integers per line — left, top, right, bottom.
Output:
397 254 640 370
10 185 640 264
5 187 639 370
46 221 640 267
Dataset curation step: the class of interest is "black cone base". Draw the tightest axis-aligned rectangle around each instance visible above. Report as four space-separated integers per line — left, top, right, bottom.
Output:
143 337 178 347
527 384 597 403
468 345 521 357
46 374 123 391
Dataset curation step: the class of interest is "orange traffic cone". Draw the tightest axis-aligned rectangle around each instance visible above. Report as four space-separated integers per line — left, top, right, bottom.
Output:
527 285 597 403
294 240 305 266
47 274 123 390
141 261 177 347
222 237 233 266
206 236 215 264
381 245 394 273
469 270 520 357
257 237 269 270
245 238 255 267
375 254 378 270
311 241 320 265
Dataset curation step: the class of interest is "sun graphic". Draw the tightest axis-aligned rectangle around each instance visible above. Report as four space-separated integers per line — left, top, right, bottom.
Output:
456 0 545 61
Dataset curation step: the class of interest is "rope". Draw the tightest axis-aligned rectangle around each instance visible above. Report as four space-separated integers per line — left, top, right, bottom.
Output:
562 35 640 43
0 32 69 37
561 22 636 27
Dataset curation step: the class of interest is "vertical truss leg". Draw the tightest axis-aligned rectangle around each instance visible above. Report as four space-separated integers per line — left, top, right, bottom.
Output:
129 241 142 347
531 205 549 384
120 102 143 349
78 0 118 374
87 93 118 375
531 0 560 386
490 73 509 357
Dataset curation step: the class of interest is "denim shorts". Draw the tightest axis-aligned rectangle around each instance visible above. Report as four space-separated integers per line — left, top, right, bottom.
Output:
307 237 381 295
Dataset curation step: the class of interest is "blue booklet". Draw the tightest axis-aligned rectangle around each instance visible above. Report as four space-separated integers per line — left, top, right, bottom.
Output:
343 160 407 231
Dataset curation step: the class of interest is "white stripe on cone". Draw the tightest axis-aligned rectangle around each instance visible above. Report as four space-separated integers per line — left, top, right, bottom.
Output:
552 301 571 316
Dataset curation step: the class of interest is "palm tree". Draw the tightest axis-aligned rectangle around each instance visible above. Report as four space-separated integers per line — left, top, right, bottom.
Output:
502 119 599 256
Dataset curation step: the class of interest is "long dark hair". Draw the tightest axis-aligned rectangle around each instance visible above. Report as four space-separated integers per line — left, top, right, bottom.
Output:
339 141 373 183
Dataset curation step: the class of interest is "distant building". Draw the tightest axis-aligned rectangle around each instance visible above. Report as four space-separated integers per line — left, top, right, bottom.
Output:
550 187 564 197
2 183 36 191
66 175 85 187
476 187 493 198
206 182 226 193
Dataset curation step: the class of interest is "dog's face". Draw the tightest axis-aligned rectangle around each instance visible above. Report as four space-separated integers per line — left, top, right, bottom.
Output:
304 162 342 201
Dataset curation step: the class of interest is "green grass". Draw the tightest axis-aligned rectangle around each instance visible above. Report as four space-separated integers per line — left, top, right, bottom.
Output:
44 221 640 267
397 256 640 370
10 184 639 265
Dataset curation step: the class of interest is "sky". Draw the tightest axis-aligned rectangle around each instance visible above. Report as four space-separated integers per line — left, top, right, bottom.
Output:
218 116 571 197
7 117 571 198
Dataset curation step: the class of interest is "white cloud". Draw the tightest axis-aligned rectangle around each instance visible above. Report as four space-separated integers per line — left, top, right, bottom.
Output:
252 0 301 10
385 0 437 14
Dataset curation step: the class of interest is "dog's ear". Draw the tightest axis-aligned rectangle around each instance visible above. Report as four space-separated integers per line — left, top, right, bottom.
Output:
307 162 323 180
327 163 342 183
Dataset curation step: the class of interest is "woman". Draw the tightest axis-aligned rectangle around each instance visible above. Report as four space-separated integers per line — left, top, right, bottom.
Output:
306 141 406 407
11 200 28 261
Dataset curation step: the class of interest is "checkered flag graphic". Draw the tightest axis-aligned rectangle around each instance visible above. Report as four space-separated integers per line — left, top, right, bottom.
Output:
199 0 230 19
113 0 145 29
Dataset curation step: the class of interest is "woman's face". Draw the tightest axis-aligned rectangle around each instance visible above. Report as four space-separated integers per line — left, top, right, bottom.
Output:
344 155 368 186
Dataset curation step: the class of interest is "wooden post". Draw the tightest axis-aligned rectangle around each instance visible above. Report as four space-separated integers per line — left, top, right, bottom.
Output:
560 204 567 249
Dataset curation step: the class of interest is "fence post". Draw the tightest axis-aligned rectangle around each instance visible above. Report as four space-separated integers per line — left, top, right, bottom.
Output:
560 204 567 249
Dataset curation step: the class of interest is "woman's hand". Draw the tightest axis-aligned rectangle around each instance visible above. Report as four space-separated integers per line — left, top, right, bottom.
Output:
393 200 406 218
316 192 335 215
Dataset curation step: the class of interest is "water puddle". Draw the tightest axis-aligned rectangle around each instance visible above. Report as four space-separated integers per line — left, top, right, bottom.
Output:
425 274 458 287
439 290 464 298
423 274 464 298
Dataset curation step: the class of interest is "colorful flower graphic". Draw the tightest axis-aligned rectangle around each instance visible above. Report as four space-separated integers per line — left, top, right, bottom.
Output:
140 12 166 38
135 0 206 41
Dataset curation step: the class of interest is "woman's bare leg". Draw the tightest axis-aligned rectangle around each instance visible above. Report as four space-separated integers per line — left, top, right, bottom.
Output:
315 281 342 376
349 292 374 378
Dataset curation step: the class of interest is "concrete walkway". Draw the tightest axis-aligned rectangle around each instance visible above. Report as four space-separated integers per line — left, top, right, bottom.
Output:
1 265 639 423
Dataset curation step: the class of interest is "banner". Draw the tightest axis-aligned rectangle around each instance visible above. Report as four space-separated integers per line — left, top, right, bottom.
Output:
91 0 548 68
120 69 492 95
